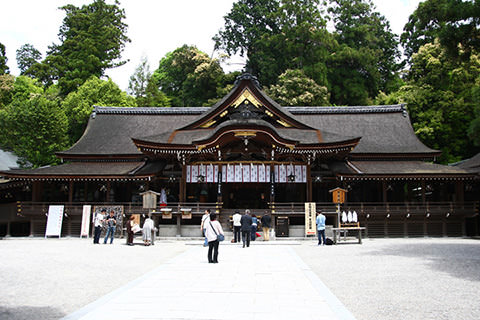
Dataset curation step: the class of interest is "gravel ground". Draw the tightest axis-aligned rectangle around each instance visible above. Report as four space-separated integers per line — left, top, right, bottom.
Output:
0 238 188 320
294 238 480 320
1 237 479 320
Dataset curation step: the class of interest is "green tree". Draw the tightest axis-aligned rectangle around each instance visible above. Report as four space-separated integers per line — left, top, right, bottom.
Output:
0 42 9 74
376 42 480 163
0 77 68 167
213 0 280 57
266 69 329 106
28 0 130 96
254 0 334 86
215 0 334 87
468 78 480 146
401 0 480 62
152 45 225 107
128 56 170 107
16 44 42 75
327 0 401 105
128 57 150 100
62 76 136 143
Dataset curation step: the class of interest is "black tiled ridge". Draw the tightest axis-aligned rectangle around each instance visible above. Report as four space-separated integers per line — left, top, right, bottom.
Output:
94 104 405 115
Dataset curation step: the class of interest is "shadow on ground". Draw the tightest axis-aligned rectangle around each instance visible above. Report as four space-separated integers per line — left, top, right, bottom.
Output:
0 306 65 320
366 240 480 282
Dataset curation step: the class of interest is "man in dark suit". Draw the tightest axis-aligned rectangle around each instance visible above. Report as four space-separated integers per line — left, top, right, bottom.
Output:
240 209 253 248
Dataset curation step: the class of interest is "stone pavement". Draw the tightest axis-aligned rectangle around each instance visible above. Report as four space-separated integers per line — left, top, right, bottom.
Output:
63 243 356 320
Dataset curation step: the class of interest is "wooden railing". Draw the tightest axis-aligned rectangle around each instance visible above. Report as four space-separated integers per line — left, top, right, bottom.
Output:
270 201 479 218
5 201 479 238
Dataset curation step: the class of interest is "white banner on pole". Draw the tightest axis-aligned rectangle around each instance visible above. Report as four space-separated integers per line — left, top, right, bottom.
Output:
80 205 91 238
45 205 64 237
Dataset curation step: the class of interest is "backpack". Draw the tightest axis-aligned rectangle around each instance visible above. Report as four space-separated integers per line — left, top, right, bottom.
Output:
325 238 334 245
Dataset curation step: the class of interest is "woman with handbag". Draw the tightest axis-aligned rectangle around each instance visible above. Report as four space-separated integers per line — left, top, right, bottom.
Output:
205 213 224 264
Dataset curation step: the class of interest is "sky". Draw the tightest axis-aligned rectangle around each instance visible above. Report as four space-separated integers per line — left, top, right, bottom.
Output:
0 0 422 92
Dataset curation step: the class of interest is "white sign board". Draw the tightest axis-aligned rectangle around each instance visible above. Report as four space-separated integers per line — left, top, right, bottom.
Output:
45 205 64 237
80 205 91 237
305 202 317 236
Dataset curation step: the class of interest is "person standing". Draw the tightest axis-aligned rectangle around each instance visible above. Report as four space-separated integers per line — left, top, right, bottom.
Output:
93 209 106 244
261 211 272 241
316 210 326 245
251 214 258 241
103 210 117 244
142 214 154 246
240 209 253 248
232 210 242 243
200 209 211 247
126 215 135 246
205 213 224 263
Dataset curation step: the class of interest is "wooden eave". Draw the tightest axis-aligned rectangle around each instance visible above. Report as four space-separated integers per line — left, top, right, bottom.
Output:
336 172 476 181
56 153 145 161
349 152 442 161
2 173 154 181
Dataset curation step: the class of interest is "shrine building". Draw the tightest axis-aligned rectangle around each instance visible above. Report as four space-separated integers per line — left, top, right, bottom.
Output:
0 74 478 238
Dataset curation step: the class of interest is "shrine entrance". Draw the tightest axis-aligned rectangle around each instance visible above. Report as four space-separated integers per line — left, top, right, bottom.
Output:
222 183 270 209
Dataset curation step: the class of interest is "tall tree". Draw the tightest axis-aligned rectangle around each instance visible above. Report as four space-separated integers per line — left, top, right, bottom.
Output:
128 57 151 100
152 45 225 107
0 42 9 74
215 0 334 87
213 0 281 57
16 44 42 75
327 0 401 105
62 76 136 143
128 57 170 107
28 0 130 96
401 0 480 62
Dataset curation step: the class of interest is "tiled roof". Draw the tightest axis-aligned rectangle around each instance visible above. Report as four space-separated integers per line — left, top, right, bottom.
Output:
330 160 473 178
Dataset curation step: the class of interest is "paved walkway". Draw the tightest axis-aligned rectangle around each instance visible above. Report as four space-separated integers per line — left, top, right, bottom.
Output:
63 244 356 320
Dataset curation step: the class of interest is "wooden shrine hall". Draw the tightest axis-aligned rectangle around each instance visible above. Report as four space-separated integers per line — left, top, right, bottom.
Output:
0 73 478 238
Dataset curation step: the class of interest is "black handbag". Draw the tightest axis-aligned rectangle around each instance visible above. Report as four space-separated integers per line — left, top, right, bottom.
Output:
209 221 224 241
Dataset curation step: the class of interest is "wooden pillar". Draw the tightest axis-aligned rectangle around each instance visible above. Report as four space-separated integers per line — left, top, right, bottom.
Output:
421 180 426 203
68 181 73 203
455 181 464 203
382 180 387 203
179 165 186 203
106 181 111 202
307 164 312 202
32 181 43 202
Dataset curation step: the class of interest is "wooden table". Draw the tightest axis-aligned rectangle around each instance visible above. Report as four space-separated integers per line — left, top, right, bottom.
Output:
332 227 366 244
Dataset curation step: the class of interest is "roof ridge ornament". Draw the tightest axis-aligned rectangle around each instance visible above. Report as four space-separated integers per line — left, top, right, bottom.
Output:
234 73 261 88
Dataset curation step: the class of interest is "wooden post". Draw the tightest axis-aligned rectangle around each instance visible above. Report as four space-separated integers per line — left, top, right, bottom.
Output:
106 181 111 202
32 181 43 202
179 165 186 202
307 165 312 202
382 180 387 202
455 181 464 203
421 180 426 203
68 181 73 203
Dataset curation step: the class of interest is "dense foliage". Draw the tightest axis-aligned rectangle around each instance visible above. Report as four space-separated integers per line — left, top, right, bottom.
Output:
26 0 130 97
